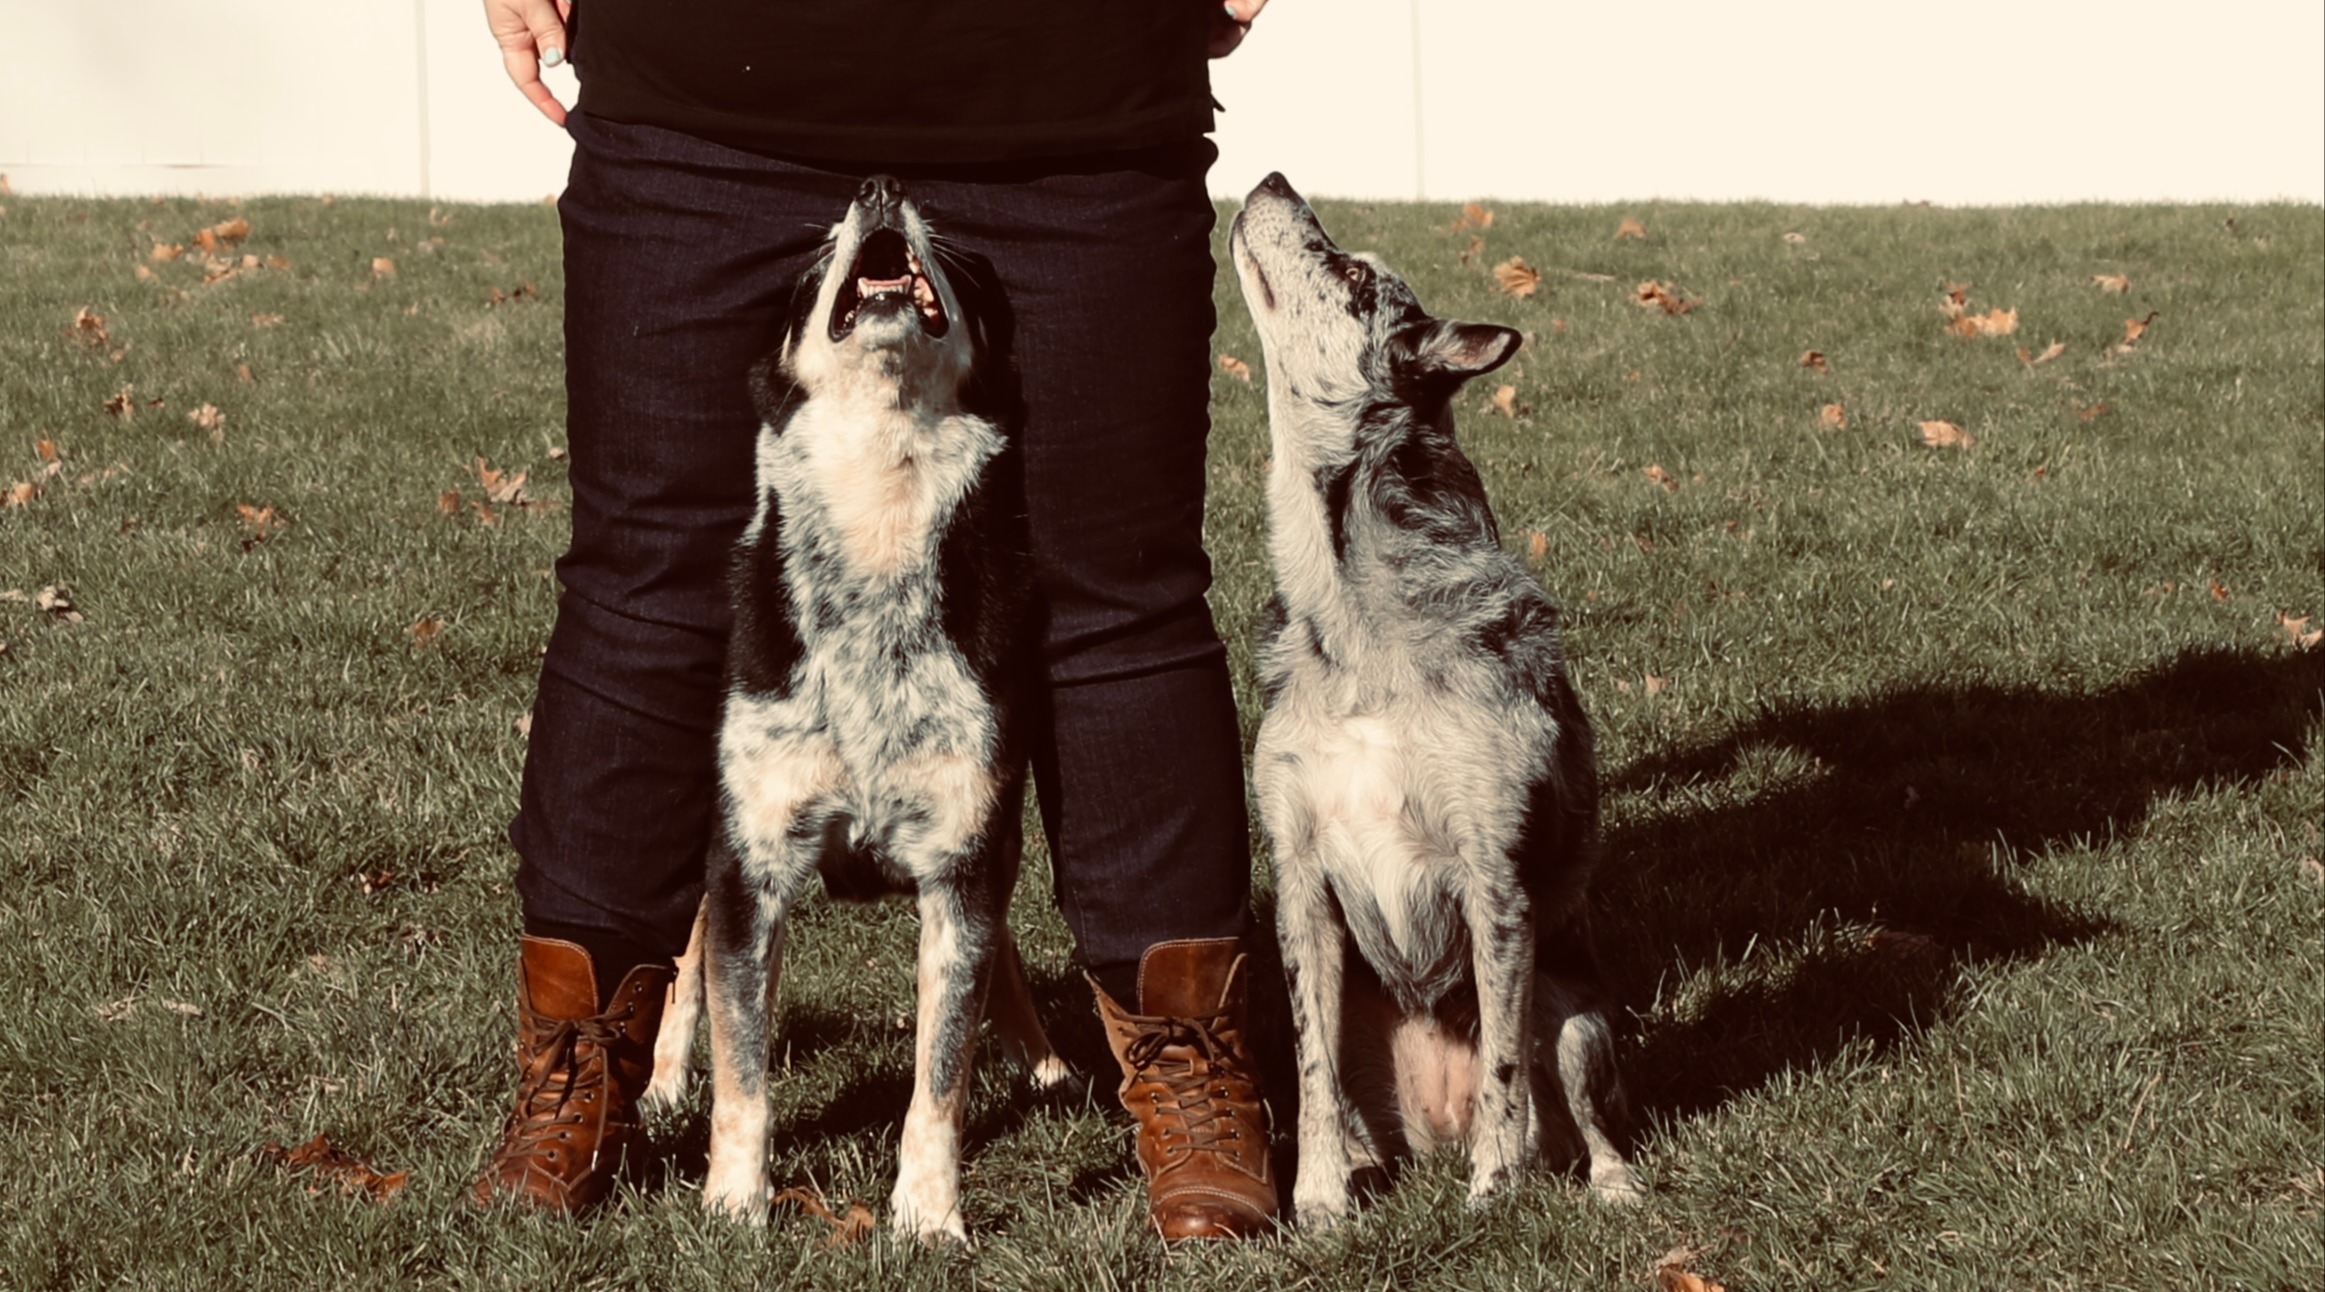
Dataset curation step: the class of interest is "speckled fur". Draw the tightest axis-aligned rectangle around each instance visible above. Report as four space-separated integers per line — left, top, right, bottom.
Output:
1230 174 1642 1227
647 179 1070 1244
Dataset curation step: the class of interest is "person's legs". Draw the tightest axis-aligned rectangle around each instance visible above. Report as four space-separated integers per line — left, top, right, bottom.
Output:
481 113 847 1212
905 144 1253 994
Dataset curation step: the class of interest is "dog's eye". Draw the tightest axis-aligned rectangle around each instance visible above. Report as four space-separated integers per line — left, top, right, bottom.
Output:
1340 261 1370 286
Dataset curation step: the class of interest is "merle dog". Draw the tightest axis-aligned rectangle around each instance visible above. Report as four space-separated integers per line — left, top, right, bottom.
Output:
643 176 1070 1243
1230 173 1641 1227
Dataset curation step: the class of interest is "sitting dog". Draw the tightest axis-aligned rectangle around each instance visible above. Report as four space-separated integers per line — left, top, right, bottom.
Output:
1230 173 1642 1226
643 175 1069 1243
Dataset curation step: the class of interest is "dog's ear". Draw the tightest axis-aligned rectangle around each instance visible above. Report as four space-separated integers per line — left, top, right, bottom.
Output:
1396 320 1523 386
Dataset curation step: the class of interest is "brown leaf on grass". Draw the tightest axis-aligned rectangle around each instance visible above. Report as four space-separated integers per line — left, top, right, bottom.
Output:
2076 401 2110 421
1941 282 1972 315
1491 257 1541 298
370 257 396 280
772 1186 878 1249
250 312 284 327
1817 402 1847 429
1799 349 1829 374
1656 1269 1728 1292
436 489 463 516
1525 530 1548 560
1489 384 1521 418
258 1134 408 1204
2209 579 2230 602
190 217 250 253
473 456 531 505
2017 340 2067 367
1642 464 1680 492
1642 673 1671 696
2091 272 2131 293
1217 353 1253 383
1918 419 1976 448
236 503 287 546
408 617 442 649
1633 281 1697 315
4 481 38 508
189 404 224 433
36 586 85 622
1614 216 1647 241
236 362 255 384
473 500 501 526
72 307 110 348
1450 201 1495 231
1457 233 1486 265
1947 306 2018 338
486 281 538 307
2276 611 2322 651
1782 231 1808 245
150 242 185 263
2115 310 2159 351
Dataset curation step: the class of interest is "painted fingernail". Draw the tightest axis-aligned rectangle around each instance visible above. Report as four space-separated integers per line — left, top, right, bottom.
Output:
542 46 564 68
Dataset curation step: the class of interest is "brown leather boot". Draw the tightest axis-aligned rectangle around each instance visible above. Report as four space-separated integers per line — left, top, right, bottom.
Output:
1092 938 1280 1239
471 936 674 1213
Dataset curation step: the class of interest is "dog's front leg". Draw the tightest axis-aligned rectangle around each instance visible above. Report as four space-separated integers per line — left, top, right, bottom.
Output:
1276 857 1360 1229
701 836 795 1224
645 900 709 1110
889 881 996 1244
1461 876 1535 1207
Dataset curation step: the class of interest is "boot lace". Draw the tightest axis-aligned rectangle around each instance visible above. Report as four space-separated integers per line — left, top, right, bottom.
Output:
1123 1013 1258 1160
491 998 638 1168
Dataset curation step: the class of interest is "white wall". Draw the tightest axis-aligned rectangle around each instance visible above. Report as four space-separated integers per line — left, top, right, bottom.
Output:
3 1 2318 206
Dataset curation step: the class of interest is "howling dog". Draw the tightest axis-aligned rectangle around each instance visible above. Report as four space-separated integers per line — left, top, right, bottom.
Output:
644 175 1071 1243
1230 173 1641 1227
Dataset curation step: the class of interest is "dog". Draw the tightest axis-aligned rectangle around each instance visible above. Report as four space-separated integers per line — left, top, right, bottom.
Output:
641 175 1071 1243
1229 172 1642 1227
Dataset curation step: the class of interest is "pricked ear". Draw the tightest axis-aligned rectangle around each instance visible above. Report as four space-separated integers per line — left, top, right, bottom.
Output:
1398 320 1523 385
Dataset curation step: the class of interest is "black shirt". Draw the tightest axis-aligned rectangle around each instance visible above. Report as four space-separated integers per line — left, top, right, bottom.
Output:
569 2 1216 165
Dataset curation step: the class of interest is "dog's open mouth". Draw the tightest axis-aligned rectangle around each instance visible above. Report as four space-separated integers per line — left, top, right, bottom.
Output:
830 227 948 341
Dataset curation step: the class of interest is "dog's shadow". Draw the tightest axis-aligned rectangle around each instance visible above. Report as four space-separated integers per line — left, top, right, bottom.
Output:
1575 643 2319 1125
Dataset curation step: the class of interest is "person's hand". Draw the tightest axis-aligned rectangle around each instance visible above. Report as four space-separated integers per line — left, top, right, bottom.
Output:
486 0 574 125
1210 0 1268 58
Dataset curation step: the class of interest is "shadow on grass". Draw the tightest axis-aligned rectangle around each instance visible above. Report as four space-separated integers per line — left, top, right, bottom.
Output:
1597 644 2321 1124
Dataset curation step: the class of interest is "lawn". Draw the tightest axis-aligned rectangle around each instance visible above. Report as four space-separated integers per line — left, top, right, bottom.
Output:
0 187 2318 1291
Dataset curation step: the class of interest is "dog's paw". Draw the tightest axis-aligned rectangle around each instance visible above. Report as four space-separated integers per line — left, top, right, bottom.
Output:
1463 1165 1517 1211
889 1194 969 1246
1025 1055 1088 1102
1588 1160 1645 1205
641 1058 690 1112
701 1178 770 1226
1292 1184 1353 1231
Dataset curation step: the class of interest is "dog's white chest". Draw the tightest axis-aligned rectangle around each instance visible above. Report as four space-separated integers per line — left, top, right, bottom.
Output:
1295 705 1471 978
765 404 996 580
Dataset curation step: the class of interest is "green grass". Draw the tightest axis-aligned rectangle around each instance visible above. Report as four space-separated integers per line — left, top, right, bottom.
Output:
1 190 2318 1291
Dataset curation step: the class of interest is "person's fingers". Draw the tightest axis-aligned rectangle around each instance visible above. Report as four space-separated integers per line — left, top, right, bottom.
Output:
485 0 570 124
1209 0 1263 58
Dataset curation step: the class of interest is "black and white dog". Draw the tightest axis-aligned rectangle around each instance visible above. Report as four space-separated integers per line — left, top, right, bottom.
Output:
643 176 1069 1243
1230 173 1641 1226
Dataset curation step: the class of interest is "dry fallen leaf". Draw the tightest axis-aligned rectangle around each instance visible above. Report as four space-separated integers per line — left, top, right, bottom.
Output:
250 312 284 327
236 503 286 546
2117 310 2159 350
371 257 396 280
1525 530 1548 560
1490 384 1519 418
2076 401 2110 421
1948 306 2018 338
1782 231 1808 245
2017 340 2067 367
71 307 110 349
1457 233 1486 264
1799 349 1829 374
773 1186 878 1249
189 404 224 433
473 456 531 505
2091 272 2131 293
1656 1267 1728 1292
259 1134 408 1204
4 481 38 508
1614 216 1647 241
1642 464 1680 492
408 617 443 649
2209 579 2230 603
150 242 185 263
1217 353 1253 383
1450 201 1495 231
36 586 85 622
191 216 250 252
1642 673 1671 696
436 489 463 516
1492 257 1542 299
1817 402 1847 430
1633 281 1697 315
1918 419 1976 448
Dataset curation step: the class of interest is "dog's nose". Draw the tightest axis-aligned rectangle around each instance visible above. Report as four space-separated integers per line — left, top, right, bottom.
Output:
1253 172 1299 202
857 174 905 217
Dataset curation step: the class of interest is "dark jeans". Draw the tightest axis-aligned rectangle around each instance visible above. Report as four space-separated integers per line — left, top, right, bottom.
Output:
511 112 1252 981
